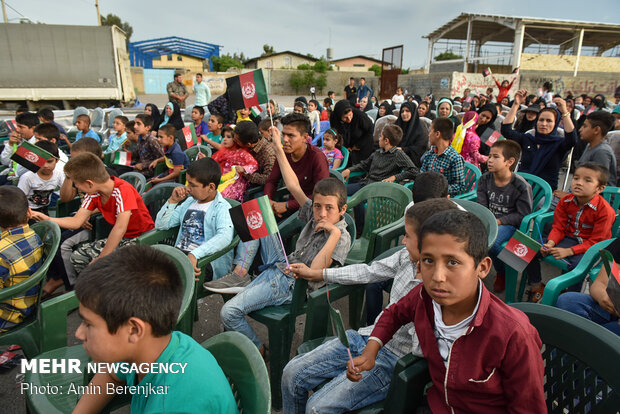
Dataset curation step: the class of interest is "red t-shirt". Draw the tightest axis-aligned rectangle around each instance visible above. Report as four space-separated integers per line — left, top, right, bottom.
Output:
81 177 154 238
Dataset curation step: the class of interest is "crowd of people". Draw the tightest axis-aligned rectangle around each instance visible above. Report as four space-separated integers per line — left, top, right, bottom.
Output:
1 72 619 413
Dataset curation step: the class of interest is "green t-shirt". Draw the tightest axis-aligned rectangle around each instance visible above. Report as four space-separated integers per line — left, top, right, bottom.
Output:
115 331 238 414
206 132 222 144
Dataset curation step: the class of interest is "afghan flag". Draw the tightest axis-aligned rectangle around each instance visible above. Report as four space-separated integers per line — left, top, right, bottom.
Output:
497 230 541 273
250 106 263 117
4 120 17 132
182 124 198 148
9 141 54 173
113 151 132 166
600 249 620 314
512 67 520 74
226 69 269 111
482 67 492 77
228 195 279 242
484 131 506 147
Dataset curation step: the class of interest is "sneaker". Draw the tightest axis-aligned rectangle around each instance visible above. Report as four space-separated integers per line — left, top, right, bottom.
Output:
203 271 250 294
494 273 505 293
527 283 545 303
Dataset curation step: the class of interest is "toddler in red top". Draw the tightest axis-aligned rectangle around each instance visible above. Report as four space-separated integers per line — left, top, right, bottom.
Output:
31 153 154 276
348 210 545 413
524 162 616 299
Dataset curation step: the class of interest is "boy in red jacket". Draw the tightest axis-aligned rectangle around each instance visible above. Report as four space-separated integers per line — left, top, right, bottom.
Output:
348 209 545 413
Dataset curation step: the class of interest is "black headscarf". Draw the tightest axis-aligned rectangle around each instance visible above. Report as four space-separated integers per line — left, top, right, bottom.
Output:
521 108 566 179
475 103 498 138
515 105 539 133
330 100 374 164
146 103 161 132
161 102 185 130
376 101 394 121
394 101 428 167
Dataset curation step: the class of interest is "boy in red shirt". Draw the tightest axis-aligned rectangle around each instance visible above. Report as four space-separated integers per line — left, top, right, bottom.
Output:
524 162 616 301
31 153 154 275
348 210 545 413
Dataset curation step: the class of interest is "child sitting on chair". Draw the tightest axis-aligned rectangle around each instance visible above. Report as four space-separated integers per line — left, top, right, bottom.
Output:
72 245 238 413
148 124 189 186
74 114 100 143
320 128 344 170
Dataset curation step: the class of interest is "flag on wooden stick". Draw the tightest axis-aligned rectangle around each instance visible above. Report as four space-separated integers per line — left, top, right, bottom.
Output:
226 69 269 111
9 141 54 173
497 230 541 273
482 67 492 77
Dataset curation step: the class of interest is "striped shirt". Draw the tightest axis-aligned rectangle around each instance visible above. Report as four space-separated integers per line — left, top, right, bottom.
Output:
323 248 421 358
348 147 419 184
0 224 44 332
420 145 466 196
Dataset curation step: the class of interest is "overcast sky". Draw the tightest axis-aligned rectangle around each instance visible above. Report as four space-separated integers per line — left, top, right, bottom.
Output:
7 0 620 68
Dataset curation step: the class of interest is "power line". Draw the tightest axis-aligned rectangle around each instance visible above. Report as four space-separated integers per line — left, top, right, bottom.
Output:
4 1 26 18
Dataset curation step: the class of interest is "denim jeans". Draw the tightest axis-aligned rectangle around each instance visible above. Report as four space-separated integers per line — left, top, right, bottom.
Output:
233 233 287 272
524 236 584 284
489 225 517 276
556 292 620 336
282 330 399 414
365 280 393 326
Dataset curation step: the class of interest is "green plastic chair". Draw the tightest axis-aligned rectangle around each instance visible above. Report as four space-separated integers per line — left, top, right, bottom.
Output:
119 171 147 194
329 169 345 183
54 196 82 218
512 303 620 413
451 199 498 249
202 331 271 413
506 186 620 303
541 238 615 306
0 221 61 358
333 146 350 172
453 162 481 201
184 144 212 162
345 182 412 265
23 245 198 414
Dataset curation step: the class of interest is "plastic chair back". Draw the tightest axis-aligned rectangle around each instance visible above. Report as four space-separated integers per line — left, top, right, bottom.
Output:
454 162 482 200
493 115 505 131
71 107 89 124
142 182 183 220
119 172 147 194
512 303 620 413
329 169 344 183
601 186 620 236
312 121 332 146
366 108 378 122
334 146 349 172
183 105 194 123
90 108 104 129
516 172 552 232
184 145 212 162
451 198 498 248
106 108 123 128
373 115 397 144
202 332 271 413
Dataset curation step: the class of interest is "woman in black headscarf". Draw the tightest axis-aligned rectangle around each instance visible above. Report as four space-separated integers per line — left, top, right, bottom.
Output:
475 103 498 157
145 103 161 132
160 101 185 131
514 105 539 133
376 101 394 121
330 100 374 165
394 101 428 167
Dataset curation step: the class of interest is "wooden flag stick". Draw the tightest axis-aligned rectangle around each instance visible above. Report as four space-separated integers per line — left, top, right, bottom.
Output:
276 231 290 270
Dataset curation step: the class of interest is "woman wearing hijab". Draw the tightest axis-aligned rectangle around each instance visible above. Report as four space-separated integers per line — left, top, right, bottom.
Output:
394 101 428 167
330 100 374 165
514 105 539 133
475 103 499 158
437 97 460 132
376 101 394 121
159 102 184 130
502 89 576 190
145 103 161 132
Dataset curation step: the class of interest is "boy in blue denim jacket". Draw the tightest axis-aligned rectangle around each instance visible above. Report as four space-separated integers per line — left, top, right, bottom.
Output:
155 158 233 278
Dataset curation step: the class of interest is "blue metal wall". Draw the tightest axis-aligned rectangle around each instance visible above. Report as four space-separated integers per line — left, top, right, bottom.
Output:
143 69 175 94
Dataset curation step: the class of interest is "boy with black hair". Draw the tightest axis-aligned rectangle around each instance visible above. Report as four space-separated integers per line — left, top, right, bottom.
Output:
349 209 545 413
0 186 44 332
420 117 466 196
72 245 238 413
412 171 449 203
37 107 69 145
127 113 164 178
478 140 532 292
17 140 64 215
345 78 357 105
30 153 154 276
204 113 224 150
155 157 233 278
1 112 39 168
75 114 100 143
32 123 69 170
282 199 458 413
148 124 190 185
103 115 129 154
524 162 616 302
264 113 329 217
191 105 209 137
576 111 617 186
229 120 275 189
211 127 350 354
308 99 321 137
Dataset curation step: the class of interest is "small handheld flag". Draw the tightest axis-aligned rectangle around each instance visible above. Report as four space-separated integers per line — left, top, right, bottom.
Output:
229 195 279 242
484 131 505 147
512 67 520 74
250 106 263 117
9 141 54 173
4 120 17 132
112 151 132 166
226 69 269 111
482 67 492 78
326 286 356 369
600 249 620 314
497 230 541 273
182 124 198 148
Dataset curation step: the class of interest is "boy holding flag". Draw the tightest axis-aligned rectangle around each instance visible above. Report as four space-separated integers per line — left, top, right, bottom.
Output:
215 125 351 355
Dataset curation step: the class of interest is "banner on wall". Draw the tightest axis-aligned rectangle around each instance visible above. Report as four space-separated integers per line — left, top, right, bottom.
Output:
450 72 520 100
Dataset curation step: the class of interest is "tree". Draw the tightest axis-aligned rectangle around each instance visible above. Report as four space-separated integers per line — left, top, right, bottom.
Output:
211 54 244 72
261 44 275 56
368 64 382 77
297 63 312 70
100 13 133 42
434 51 463 61
315 73 327 93
289 72 305 94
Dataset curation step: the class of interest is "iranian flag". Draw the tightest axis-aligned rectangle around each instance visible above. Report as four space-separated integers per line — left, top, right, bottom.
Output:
482 67 492 77
113 151 132 166
497 230 541 273
484 131 506 147
228 195 279 242
250 106 263 117
600 249 620 314
226 69 269 111
182 124 198 148
10 141 54 173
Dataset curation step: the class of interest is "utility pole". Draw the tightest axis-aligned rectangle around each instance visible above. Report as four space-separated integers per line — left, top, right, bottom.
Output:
1 0 8 24
95 0 101 25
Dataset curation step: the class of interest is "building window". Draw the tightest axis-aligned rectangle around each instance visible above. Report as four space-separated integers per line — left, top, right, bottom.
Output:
167 55 173 61
152 55 161 61
177 55 183 61
284 56 291 67
353 63 365 67
265 59 273 69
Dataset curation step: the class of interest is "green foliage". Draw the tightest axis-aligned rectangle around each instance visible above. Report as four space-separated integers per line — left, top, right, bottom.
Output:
401 68 410 74
434 51 463 61
368 64 382 77
296 58 331 73
315 73 327 93
297 63 313 70
211 54 244 72
100 13 133 42
261 44 275 57
289 72 305 94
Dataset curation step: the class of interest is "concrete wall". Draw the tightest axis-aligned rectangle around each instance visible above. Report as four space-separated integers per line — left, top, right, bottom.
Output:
268 70 379 97
519 71 620 97
397 72 453 98
131 67 240 96
520 53 620 73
